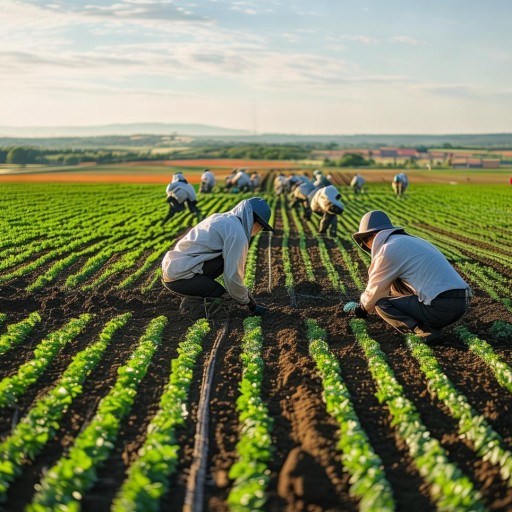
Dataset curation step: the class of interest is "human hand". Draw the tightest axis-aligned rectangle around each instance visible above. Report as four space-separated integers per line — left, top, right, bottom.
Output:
343 301 368 318
343 301 359 313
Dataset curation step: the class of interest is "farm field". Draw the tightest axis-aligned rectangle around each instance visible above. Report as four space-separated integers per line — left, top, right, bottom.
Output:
1 160 511 185
0 176 511 511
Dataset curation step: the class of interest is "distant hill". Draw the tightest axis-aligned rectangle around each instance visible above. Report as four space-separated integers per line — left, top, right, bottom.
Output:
204 132 512 148
0 125 511 150
0 123 251 138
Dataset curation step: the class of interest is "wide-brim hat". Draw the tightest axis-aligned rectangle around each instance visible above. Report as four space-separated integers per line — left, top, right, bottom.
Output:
247 197 273 231
352 210 403 250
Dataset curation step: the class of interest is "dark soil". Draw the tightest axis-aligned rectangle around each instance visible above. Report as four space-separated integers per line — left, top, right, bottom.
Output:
0 206 511 512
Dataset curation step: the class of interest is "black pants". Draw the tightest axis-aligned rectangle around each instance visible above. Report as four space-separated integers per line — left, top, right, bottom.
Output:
163 255 225 298
318 212 337 235
375 290 470 333
162 197 184 225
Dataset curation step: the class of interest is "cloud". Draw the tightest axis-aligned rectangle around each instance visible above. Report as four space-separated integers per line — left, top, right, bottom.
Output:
19 0 207 21
415 83 512 100
391 35 424 46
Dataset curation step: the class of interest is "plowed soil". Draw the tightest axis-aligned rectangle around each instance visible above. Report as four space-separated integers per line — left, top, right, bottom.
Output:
0 206 511 512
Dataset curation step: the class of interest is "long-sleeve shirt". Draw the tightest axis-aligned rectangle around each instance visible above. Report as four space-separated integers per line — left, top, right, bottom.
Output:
232 171 251 189
310 185 344 214
166 181 197 204
201 171 215 187
360 228 470 313
161 203 253 304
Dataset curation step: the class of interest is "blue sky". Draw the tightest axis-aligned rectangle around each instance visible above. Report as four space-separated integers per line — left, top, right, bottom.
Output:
2 0 512 133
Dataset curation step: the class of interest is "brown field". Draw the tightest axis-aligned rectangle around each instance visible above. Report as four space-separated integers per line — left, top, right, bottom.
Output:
0 160 510 184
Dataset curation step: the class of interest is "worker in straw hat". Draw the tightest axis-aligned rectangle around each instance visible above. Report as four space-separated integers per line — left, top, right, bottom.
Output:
343 210 472 343
161 197 273 316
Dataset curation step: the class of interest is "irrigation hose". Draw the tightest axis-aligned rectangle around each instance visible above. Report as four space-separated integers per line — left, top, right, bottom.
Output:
183 321 229 512
267 232 273 293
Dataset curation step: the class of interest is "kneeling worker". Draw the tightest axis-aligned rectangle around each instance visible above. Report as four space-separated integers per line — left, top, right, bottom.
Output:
161 197 273 315
309 184 345 237
344 210 471 343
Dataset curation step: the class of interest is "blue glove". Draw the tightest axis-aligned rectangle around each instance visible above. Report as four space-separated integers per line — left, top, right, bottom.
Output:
343 301 359 313
343 301 368 318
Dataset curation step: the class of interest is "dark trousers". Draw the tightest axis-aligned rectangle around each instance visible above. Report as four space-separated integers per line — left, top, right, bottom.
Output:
375 291 470 334
318 212 337 235
163 255 225 298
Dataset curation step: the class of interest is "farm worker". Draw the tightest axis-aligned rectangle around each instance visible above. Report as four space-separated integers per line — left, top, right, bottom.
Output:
309 184 344 236
199 169 215 193
250 172 261 192
162 172 202 225
344 210 472 344
229 168 253 193
290 179 316 220
392 173 408 197
287 172 310 190
162 197 272 315
350 173 366 194
273 173 288 195
312 169 331 188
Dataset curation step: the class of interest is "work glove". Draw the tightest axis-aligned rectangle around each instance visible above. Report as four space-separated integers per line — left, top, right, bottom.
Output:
343 301 368 318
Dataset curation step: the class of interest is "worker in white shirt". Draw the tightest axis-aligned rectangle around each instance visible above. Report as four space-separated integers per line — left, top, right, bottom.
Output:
162 197 273 315
344 210 472 344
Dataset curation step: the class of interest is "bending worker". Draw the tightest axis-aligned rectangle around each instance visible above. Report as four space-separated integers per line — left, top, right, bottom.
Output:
199 169 215 193
161 197 273 315
344 210 471 344
310 184 344 237
162 172 202 225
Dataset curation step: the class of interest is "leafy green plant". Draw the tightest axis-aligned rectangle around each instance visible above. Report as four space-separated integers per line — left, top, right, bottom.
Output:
408 333 512 484
0 314 91 408
112 318 210 512
0 313 131 497
352 319 484 510
0 311 41 355
457 326 512 394
227 316 273 512
489 320 512 340
28 315 167 511
307 319 394 511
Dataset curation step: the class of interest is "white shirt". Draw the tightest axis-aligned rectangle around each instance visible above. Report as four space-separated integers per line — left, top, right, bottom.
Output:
360 229 469 313
161 202 254 304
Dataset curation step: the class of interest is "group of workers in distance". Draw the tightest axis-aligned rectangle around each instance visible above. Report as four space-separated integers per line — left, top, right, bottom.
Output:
161 167 470 346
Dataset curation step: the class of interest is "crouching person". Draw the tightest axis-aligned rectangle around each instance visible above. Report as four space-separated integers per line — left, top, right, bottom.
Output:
290 180 315 220
309 185 344 236
344 210 472 344
162 172 202 225
161 197 273 315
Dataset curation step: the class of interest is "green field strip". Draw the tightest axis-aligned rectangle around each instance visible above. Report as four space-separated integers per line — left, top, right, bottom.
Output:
0 313 131 497
279 203 295 301
307 319 395 512
0 312 41 356
0 234 108 286
28 315 167 511
305 217 346 294
0 314 91 409
351 320 485 511
407 334 512 486
227 316 274 512
112 318 209 512
456 327 512 395
288 207 315 282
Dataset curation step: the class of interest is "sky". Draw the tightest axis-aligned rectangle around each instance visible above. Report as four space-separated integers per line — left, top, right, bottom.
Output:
2 0 512 134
